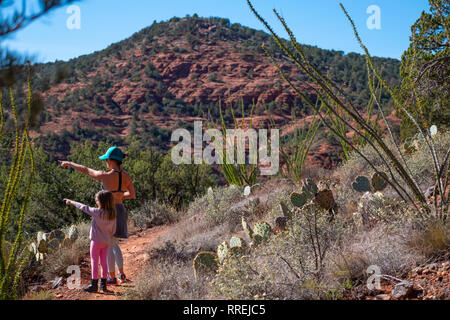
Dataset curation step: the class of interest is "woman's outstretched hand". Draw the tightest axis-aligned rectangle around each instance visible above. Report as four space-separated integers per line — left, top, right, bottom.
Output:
59 160 72 168
63 198 73 206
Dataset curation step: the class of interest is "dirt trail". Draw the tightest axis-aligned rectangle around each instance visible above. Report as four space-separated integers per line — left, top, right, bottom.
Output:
52 225 170 300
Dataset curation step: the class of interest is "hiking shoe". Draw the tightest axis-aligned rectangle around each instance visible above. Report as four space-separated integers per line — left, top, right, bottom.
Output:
106 275 118 286
99 278 107 292
83 279 98 293
119 273 127 283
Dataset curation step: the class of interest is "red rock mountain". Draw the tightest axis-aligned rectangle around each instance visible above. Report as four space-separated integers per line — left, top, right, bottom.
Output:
30 16 400 167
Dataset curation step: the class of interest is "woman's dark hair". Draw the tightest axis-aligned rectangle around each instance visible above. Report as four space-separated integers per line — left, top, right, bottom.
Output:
112 153 127 167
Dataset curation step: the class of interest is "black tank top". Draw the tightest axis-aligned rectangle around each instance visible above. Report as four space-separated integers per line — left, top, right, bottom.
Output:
101 170 124 193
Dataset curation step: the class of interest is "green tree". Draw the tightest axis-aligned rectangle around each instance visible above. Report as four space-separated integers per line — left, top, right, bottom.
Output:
155 151 215 209
399 0 450 139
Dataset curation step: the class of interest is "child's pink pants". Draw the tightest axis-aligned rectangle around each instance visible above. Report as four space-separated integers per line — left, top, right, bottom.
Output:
90 241 109 280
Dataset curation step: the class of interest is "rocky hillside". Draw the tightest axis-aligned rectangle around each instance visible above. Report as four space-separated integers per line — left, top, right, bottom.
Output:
28 16 401 163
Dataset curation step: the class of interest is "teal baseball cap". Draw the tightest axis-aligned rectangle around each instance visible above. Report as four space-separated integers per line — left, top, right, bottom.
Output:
99 146 124 161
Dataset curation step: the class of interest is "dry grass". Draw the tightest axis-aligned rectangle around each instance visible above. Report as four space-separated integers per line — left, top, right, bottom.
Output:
407 218 450 260
328 224 425 283
125 241 211 300
22 289 53 300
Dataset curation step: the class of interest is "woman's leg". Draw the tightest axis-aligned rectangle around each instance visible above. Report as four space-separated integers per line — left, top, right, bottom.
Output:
107 241 124 278
107 238 117 277
90 241 100 280
114 243 124 274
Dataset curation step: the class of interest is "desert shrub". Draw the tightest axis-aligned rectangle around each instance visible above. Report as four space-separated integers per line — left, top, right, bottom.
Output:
130 200 179 228
212 205 349 300
187 185 244 227
126 241 210 300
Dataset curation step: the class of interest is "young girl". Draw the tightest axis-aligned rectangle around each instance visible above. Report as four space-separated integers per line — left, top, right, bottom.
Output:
64 191 116 292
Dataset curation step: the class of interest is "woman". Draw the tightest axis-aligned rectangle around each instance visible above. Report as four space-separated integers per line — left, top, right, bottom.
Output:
59 146 136 285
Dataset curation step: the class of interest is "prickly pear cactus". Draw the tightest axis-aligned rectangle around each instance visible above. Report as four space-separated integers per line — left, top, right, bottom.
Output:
352 176 371 193
28 242 37 255
230 236 246 248
36 231 48 254
48 230 65 242
29 241 45 262
302 178 318 198
314 189 335 210
251 234 264 247
371 172 388 192
249 197 260 208
37 239 48 254
275 216 289 232
229 236 246 255
47 238 60 252
37 231 47 244
280 201 292 219
290 192 308 208
61 237 73 249
193 251 219 279
217 242 229 263
241 216 253 239
35 252 45 262
67 225 79 242
253 221 272 240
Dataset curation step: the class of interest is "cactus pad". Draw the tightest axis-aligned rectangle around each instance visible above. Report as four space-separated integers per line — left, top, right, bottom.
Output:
314 189 335 210
61 238 73 249
47 238 60 252
241 216 253 239
251 234 264 246
371 172 388 192
193 251 219 278
253 221 272 240
28 242 37 254
352 176 371 193
48 230 65 242
37 231 47 244
67 225 79 242
275 216 289 232
302 178 318 198
280 201 292 218
290 192 308 208
35 252 44 262
37 239 48 254
217 242 229 263
230 236 246 248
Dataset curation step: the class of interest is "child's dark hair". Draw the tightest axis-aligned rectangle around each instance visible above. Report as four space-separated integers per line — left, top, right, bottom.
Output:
95 191 116 220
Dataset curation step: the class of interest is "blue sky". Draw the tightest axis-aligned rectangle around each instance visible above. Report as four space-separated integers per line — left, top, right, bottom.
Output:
1 0 430 63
